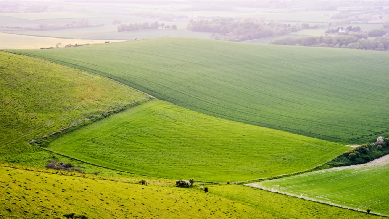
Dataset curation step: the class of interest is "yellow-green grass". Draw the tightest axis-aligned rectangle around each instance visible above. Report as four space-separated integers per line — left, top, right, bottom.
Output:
254 164 389 215
0 32 124 50
0 164 381 219
210 185 381 219
15 38 389 143
0 52 150 162
0 165 263 219
48 99 347 182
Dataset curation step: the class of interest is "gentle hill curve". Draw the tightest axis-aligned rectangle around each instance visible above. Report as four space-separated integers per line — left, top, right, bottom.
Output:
253 160 389 215
0 52 150 162
48 99 347 182
14 38 389 143
1 164 380 219
0 165 262 218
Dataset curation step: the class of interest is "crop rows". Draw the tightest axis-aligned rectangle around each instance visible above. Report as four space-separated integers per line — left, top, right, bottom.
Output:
255 164 389 215
16 38 389 143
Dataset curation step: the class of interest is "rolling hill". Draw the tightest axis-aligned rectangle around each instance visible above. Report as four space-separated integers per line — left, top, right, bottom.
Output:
0 51 150 163
47 99 347 182
253 159 389 215
14 38 389 143
0 164 382 219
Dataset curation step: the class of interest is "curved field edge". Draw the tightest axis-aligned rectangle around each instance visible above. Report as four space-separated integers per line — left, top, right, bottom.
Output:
210 185 381 219
47 99 348 182
0 51 150 163
0 164 381 219
11 38 389 144
0 165 263 219
251 163 389 216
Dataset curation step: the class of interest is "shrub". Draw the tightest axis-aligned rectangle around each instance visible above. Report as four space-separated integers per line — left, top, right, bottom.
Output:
348 152 358 161
176 180 191 188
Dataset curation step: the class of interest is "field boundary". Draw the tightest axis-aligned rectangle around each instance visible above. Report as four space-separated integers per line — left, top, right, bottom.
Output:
246 184 389 218
37 147 219 185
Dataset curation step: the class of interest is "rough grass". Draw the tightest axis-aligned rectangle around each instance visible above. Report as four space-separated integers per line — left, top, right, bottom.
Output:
0 52 150 162
254 164 389 215
210 185 381 219
14 38 389 143
48 99 347 182
0 165 264 219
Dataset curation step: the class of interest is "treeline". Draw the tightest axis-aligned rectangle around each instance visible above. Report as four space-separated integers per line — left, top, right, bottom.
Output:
187 18 323 42
325 138 389 168
117 22 177 32
38 19 101 30
271 35 389 51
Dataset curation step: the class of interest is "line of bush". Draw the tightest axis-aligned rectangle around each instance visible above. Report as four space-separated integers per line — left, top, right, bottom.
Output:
324 138 389 168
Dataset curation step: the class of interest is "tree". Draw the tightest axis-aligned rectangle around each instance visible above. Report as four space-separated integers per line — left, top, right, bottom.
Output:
368 29 387 37
160 23 165 29
165 25 171 29
171 24 177 30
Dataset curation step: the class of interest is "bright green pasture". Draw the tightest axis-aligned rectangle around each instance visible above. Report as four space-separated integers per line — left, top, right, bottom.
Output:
0 52 149 161
210 185 380 219
0 165 262 219
48 99 346 182
16 38 389 143
255 165 389 215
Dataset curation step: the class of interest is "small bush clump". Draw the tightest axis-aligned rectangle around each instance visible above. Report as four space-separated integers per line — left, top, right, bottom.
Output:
46 161 84 173
176 179 194 188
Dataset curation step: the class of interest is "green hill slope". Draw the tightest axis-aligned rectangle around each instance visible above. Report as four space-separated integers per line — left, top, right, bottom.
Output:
254 161 389 215
0 52 150 162
0 164 380 219
0 165 262 219
14 38 389 143
48 99 347 182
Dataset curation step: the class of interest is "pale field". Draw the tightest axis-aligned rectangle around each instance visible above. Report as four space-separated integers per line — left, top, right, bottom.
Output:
0 32 124 49
1 12 94 20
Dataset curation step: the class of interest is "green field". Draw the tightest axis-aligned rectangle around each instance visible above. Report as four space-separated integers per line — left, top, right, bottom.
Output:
47 99 346 182
0 165 263 219
254 163 389 215
15 38 389 143
0 52 150 162
0 164 382 219
210 185 380 219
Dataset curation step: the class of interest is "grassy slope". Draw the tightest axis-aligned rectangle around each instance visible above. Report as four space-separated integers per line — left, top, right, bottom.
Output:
48 99 347 182
0 165 264 219
0 165 380 219
15 38 389 143
0 51 150 163
255 165 389 215
210 185 380 219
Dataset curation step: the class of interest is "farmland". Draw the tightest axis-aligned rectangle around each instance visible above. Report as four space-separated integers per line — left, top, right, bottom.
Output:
15 38 389 143
47 99 346 182
0 32 124 50
253 161 389 215
0 165 262 219
0 51 150 162
210 185 380 219
2 164 381 219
